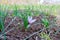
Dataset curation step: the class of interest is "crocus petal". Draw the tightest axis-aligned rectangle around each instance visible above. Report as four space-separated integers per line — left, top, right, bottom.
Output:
29 19 36 24
28 16 32 23
28 16 36 24
28 16 32 20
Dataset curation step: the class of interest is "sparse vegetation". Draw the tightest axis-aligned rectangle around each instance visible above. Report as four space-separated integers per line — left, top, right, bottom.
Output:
0 4 60 40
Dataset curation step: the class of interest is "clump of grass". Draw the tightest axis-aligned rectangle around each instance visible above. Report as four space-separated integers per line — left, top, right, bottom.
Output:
40 32 51 40
0 4 8 40
12 5 37 29
0 4 8 32
41 18 49 28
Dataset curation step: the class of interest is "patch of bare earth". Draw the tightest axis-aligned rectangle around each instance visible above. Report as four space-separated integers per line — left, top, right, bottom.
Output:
0 13 59 40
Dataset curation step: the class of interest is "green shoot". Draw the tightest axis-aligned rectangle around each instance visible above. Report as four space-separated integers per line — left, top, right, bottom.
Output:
41 18 49 28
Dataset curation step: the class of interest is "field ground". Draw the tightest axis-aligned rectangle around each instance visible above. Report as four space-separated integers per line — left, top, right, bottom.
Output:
0 4 60 40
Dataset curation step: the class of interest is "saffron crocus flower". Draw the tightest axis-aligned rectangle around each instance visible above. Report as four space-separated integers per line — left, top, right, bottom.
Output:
28 16 36 24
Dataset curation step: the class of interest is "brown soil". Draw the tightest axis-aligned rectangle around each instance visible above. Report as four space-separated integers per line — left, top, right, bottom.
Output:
1 13 60 40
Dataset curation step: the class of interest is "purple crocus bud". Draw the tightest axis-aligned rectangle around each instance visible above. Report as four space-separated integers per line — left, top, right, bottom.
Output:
28 16 36 24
